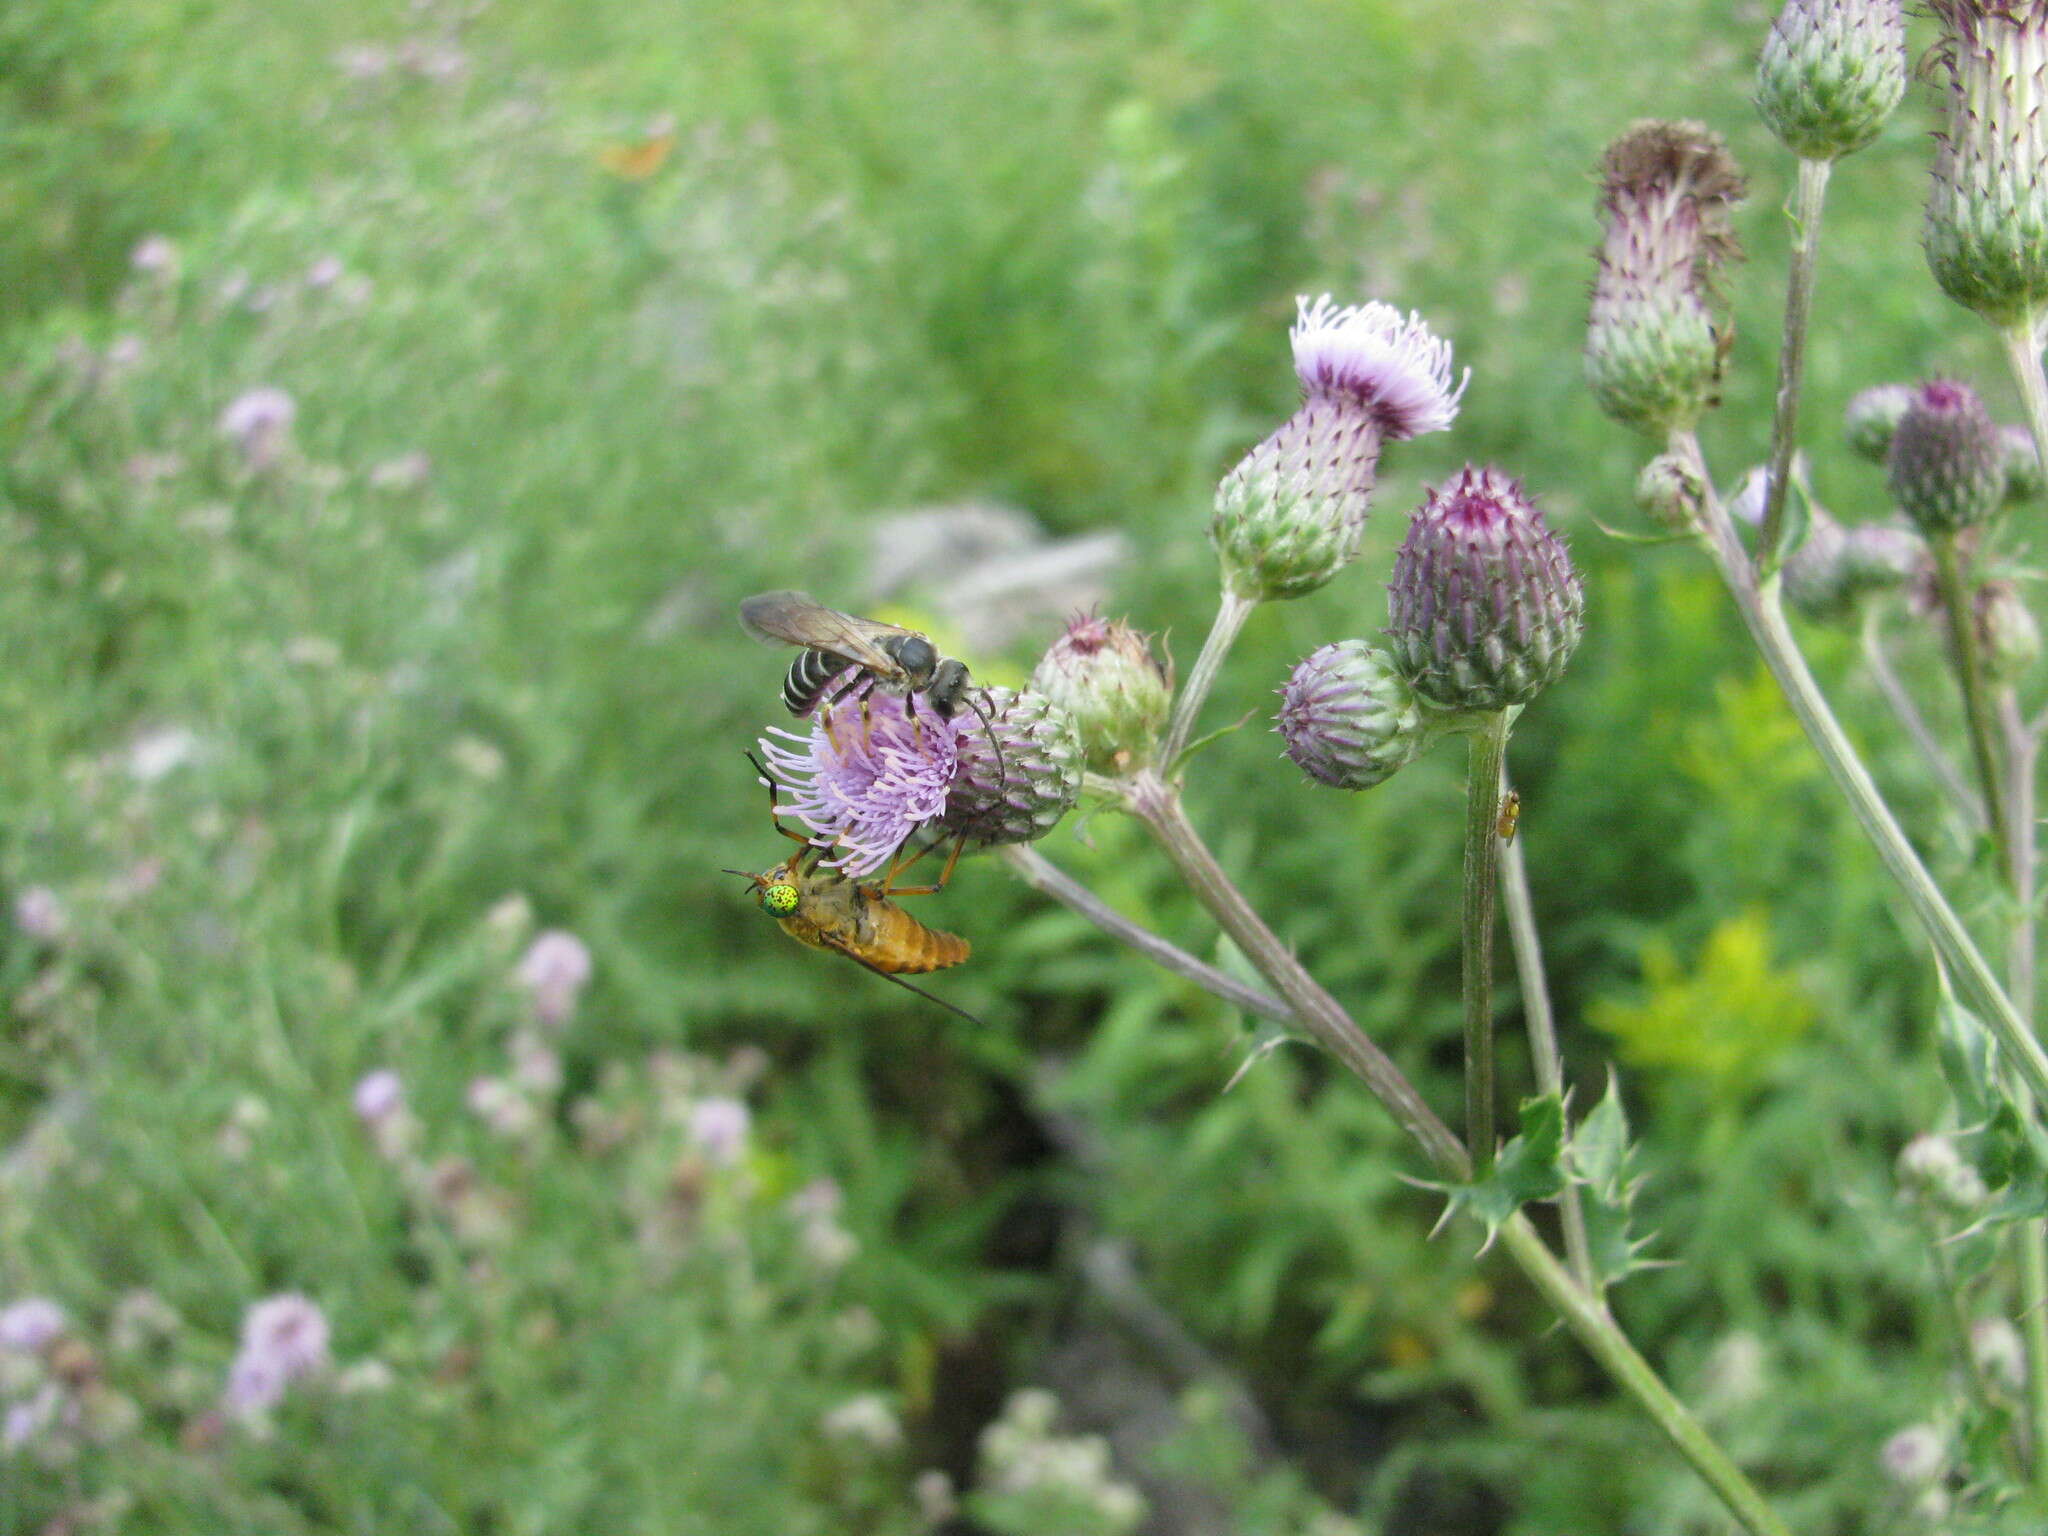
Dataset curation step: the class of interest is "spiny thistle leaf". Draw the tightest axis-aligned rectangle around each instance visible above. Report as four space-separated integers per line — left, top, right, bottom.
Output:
1565 1072 1666 1288
1421 1094 1567 1252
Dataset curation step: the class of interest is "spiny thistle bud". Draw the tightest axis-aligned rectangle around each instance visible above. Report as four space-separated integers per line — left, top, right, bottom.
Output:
1844 382 1915 462
1783 507 1923 624
1028 614 1172 774
1756 0 1907 161
1977 579 2042 682
1212 295 1466 602
1925 1 2048 326
1887 378 2007 534
2002 423 2045 500
1635 452 1706 533
940 686 1083 847
1276 641 1427 791
1586 121 1747 436
1385 466 1585 714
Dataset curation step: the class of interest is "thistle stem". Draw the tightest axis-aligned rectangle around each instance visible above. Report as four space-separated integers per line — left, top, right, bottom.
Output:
1463 713 1512 1174
1930 532 2011 878
1755 156 1832 570
1858 609 1986 833
997 843 1291 1026
1500 776 1600 1298
1160 590 1256 769
1675 430 2048 1118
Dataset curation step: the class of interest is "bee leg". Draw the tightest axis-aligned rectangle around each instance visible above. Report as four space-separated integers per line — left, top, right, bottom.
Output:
905 688 923 749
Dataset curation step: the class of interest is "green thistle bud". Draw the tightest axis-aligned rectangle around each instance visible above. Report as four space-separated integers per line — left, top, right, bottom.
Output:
1887 378 2007 534
1925 2 2048 327
2001 423 2045 501
1977 579 2042 682
940 686 1083 847
1756 0 1906 161
1783 506 1922 624
1028 614 1172 774
1213 296 1465 601
1896 1132 1988 1215
1385 466 1585 714
1635 452 1706 533
1276 641 1427 791
1586 121 1747 437
1844 382 1914 462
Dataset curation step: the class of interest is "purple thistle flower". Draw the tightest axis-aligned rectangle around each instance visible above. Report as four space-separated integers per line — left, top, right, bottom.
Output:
236 1294 331 1383
515 929 593 1028
217 387 297 470
0 1298 67 1355
759 691 967 878
1289 294 1469 441
352 1069 404 1124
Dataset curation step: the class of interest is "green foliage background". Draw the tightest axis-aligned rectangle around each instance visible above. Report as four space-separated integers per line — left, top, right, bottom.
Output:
0 0 2021 1531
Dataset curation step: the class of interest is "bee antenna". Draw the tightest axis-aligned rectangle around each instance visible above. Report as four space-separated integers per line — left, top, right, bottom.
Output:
965 686 1006 790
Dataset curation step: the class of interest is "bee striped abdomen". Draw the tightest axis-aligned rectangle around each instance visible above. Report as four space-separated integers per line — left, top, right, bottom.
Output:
782 649 853 716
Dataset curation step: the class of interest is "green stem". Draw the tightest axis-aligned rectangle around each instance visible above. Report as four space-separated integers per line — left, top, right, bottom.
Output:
1500 777 1601 1297
1755 156 1832 570
1159 589 1256 770
1120 771 1792 1536
1496 1216 1794 1536
1463 713 1512 1174
1859 608 1985 833
2000 321 2048 492
1675 430 2048 1118
1931 533 2011 878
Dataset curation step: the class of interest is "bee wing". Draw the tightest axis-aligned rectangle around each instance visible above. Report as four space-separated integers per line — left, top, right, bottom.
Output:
738 590 908 675
820 936 990 1027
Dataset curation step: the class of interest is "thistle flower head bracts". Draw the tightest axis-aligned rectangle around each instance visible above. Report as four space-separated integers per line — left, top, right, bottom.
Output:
1586 121 1747 436
1782 507 1923 624
760 693 970 878
1277 641 1427 790
1756 0 1907 161
1845 382 1916 461
1925 0 2048 326
938 686 1083 847
1029 613 1172 773
1887 378 2008 533
1386 466 1585 714
2001 422 2045 499
1212 296 1466 602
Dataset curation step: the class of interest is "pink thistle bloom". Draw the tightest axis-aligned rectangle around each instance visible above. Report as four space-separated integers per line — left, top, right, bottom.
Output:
759 691 967 878
217 387 297 469
1288 294 1468 441
687 1097 751 1167
13 887 67 945
0 1298 67 1354
130 236 178 275
516 929 593 1027
236 1294 330 1384
352 1069 404 1124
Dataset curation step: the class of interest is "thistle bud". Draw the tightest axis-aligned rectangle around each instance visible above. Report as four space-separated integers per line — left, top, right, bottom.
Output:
1385 466 1585 715
1212 296 1465 601
2002 423 2045 501
1276 641 1427 791
1755 0 1906 161
1896 1131 1988 1214
1783 508 1922 624
939 686 1083 847
1887 378 2007 534
1586 121 1747 436
1028 614 1172 774
1925 0 2048 327
1976 579 2042 682
1844 382 1914 462
1635 452 1705 533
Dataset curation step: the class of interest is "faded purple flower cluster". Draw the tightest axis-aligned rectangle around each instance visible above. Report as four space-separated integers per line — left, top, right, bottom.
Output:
224 1293 331 1416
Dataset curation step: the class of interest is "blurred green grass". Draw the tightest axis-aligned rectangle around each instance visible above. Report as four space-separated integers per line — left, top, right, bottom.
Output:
0 0 2018 1530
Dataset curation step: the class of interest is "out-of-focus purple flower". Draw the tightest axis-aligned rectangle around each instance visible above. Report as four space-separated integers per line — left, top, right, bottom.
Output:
13 887 67 945
333 44 394 79
0 1299 67 1355
760 692 966 878
128 725 200 783
239 1295 330 1379
368 451 433 492
305 256 345 289
217 386 297 470
352 1069 404 1124
467 1077 541 1140
2 1384 62 1455
130 236 178 276
515 929 593 1028
687 1097 751 1167
510 1030 563 1096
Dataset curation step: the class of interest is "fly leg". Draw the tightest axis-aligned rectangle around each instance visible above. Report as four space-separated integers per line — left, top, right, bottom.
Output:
879 829 966 898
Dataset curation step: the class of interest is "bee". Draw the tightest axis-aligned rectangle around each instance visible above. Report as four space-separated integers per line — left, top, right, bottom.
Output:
723 756 984 1025
1496 789 1522 844
738 589 985 724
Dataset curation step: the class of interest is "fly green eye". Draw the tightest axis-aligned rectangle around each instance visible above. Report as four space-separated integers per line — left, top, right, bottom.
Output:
763 883 801 916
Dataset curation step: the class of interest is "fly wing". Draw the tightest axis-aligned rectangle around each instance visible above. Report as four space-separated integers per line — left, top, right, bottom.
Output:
738 590 908 676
